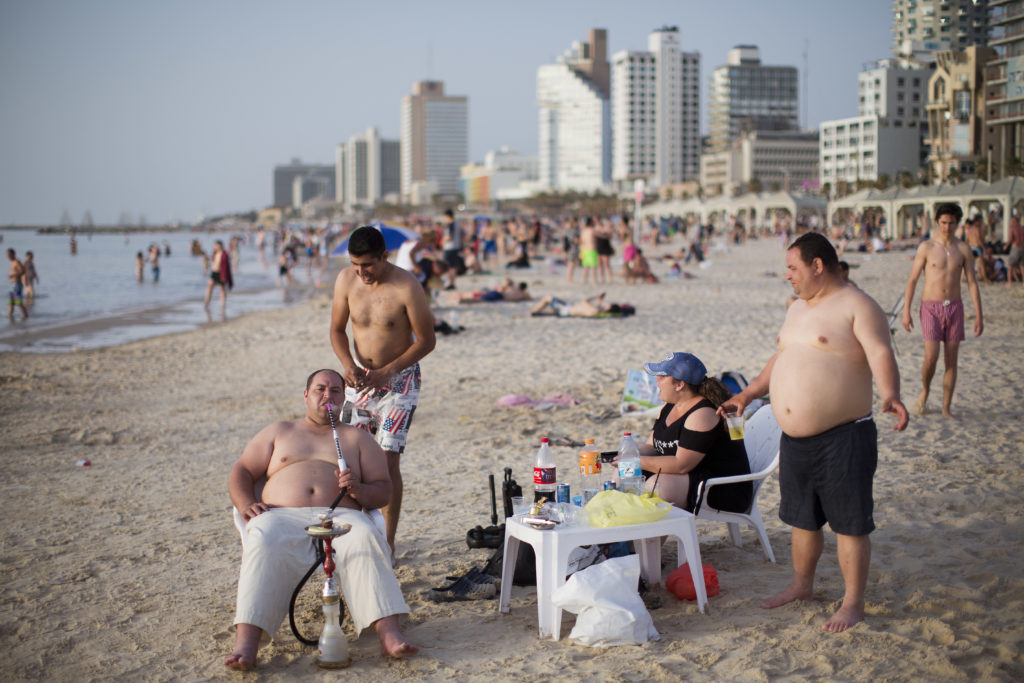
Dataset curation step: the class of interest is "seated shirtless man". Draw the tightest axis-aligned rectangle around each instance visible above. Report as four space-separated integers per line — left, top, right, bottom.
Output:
225 369 417 671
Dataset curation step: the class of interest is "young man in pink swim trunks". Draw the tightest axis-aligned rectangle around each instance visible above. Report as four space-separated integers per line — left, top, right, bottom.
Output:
902 203 984 419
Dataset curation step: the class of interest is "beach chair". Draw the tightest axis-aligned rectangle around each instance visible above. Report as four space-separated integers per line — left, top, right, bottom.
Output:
886 294 905 355
693 404 781 563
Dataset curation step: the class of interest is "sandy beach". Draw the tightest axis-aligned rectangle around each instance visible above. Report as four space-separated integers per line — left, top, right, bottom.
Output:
1 235 1022 681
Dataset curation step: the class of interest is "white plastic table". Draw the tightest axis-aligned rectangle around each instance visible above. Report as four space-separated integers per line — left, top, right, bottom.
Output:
498 506 707 640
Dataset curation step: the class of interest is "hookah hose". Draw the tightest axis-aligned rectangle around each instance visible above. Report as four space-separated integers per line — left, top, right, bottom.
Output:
288 403 350 644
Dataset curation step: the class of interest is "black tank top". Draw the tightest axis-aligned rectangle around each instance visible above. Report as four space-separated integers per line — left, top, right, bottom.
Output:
652 398 753 513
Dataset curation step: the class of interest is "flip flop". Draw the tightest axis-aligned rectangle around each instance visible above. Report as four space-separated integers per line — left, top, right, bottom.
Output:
428 573 497 602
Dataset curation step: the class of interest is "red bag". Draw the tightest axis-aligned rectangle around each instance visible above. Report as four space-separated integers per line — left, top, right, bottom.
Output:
665 563 720 601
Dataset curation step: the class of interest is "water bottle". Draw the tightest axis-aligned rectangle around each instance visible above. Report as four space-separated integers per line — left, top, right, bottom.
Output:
533 437 556 502
617 432 644 495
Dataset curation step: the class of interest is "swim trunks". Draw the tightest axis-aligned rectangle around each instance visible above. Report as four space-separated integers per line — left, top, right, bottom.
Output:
341 362 421 454
549 297 572 317
580 249 598 268
779 416 877 536
210 272 224 285
919 299 965 343
478 290 503 301
1008 245 1023 268
482 239 497 255
8 281 24 305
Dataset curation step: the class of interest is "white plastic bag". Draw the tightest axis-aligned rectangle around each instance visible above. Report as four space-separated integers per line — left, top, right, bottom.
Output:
550 555 659 646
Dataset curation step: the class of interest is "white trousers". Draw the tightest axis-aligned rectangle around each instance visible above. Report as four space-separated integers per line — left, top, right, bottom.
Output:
234 507 408 641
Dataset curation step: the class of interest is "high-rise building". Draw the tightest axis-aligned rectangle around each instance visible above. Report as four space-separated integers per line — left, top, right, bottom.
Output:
985 0 1024 175
459 147 540 205
701 130 819 194
820 115 922 186
891 0 989 61
859 58 933 167
537 28 612 192
926 45 994 180
612 26 701 189
400 81 469 201
709 46 799 153
272 159 334 208
335 127 400 212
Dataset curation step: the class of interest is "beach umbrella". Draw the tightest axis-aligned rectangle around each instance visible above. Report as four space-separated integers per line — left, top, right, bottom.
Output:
331 221 418 255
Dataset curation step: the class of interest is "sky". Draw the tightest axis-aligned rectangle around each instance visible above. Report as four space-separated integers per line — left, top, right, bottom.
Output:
0 0 895 226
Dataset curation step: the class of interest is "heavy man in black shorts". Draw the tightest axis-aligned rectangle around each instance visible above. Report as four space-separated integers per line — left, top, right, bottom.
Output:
721 233 908 632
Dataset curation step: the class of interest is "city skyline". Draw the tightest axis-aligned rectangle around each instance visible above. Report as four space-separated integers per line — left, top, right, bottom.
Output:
1 0 893 225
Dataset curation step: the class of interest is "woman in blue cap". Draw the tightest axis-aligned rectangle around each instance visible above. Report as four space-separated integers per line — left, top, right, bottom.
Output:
639 352 753 513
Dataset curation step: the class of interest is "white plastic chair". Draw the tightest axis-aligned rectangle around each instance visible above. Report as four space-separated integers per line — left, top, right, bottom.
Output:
886 294 905 355
694 404 782 562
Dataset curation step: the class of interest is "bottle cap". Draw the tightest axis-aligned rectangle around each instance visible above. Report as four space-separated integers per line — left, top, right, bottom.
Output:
540 437 549 443
623 432 631 436
584 438 594 444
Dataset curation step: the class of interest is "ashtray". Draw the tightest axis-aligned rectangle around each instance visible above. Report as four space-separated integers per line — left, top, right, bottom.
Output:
523 515 559 530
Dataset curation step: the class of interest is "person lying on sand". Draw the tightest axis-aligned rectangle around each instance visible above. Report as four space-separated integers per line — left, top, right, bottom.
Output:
225 369 417 671
447 279 530 304
530 292 634 317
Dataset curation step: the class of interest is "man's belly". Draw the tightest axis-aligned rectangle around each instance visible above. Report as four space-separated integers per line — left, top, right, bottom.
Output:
353 331 411 370
261 459 353 509
770 346 873 438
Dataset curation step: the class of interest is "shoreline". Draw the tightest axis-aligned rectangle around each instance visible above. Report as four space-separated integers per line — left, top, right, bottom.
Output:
0 268 339 353
1 237 1021 680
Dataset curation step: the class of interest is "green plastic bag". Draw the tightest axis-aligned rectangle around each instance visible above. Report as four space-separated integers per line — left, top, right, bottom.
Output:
585 490 672 527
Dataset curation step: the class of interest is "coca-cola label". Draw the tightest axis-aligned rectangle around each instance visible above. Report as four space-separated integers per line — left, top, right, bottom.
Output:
533 466 556 485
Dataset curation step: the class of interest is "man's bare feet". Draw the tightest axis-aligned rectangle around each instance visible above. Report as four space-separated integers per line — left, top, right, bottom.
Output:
911 396 927 416
224 653 255 671
760 584 813 609
375 615 418 659
941 406 957 420
225 624 260 671
822 603 864 632
381 640 419 658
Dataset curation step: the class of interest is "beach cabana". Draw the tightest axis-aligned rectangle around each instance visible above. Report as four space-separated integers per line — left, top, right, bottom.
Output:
827 177 1024 241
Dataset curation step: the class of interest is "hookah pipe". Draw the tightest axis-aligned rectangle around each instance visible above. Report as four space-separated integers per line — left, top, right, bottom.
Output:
287 402 351 649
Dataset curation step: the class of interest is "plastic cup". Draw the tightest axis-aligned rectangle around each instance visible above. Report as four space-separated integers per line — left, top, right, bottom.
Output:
725 414 745 440
510 496 526 514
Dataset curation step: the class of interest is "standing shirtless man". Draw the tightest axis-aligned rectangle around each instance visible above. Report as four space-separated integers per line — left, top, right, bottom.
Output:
7 249 29 320
330 226 436 555
721 232 908 632
902 202 983 419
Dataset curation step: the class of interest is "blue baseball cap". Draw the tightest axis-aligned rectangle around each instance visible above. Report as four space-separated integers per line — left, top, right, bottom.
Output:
643 352 707 385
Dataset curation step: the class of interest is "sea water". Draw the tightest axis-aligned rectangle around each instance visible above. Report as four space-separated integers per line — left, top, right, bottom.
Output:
0 229 332 352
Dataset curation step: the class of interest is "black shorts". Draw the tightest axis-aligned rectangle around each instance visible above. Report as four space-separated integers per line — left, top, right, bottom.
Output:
779 417 877 536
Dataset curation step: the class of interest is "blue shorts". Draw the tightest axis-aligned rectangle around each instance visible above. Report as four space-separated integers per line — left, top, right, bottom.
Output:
9 281 24 305
779 417 877 536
